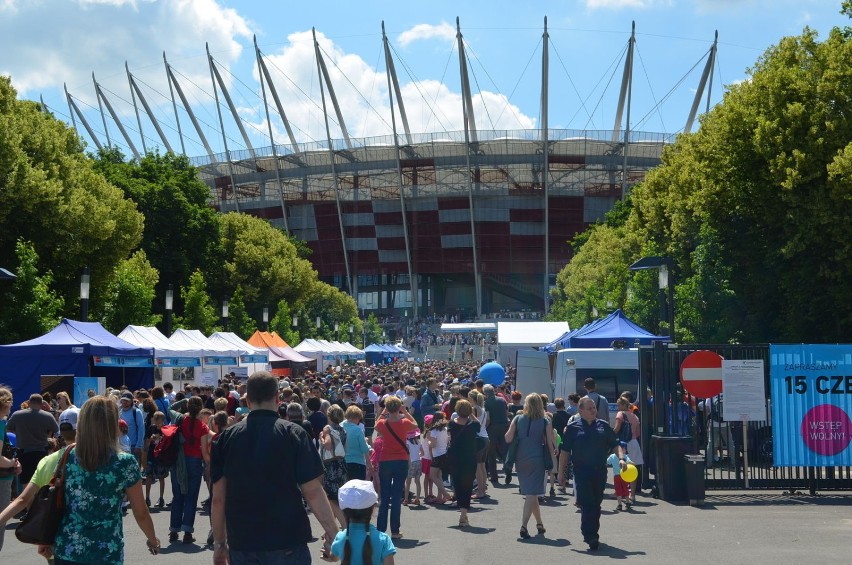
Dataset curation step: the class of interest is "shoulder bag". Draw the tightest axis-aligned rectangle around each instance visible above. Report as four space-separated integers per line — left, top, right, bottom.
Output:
320 426 347 462
541 418 554 471
15 445 75 545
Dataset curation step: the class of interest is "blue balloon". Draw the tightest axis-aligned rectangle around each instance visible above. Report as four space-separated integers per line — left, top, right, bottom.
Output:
478 361 506 386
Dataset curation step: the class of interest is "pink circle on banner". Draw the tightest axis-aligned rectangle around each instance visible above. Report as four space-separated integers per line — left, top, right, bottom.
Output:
800 404 852 456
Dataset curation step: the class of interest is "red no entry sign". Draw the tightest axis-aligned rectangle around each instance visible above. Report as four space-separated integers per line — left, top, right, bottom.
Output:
680 350 724 398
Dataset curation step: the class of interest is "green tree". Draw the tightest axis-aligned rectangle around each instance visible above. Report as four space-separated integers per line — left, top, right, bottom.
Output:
269 299 301 346
552 23 852 343
216 213 316 310
175 269 219 335
363 313 384 346
301 281 359 341
0 78 143 312
224 286 256 339
0 240 63 342
98 250 162 334
92 149 220 313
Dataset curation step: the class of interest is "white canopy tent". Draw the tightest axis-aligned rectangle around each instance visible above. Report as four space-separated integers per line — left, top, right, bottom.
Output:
209 332 268 362
496 321 570 366
118 325 204 385
170 329 243 383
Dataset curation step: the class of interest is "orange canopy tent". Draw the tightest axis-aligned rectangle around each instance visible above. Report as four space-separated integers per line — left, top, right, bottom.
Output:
247 330 288 349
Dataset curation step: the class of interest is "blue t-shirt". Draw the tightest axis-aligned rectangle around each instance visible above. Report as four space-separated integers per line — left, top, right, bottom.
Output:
331 523 396 565
342 420 370 465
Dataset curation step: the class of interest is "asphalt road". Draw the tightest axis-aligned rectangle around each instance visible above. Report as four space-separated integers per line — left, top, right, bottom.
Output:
3 471 851 564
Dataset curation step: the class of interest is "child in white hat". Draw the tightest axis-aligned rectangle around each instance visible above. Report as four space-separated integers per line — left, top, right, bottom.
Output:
327 479 397 564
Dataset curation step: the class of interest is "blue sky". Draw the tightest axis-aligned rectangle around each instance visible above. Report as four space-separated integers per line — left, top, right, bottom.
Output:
1 0 848 158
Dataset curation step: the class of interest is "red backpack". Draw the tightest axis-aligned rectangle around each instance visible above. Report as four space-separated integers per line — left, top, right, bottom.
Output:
153 415 184 467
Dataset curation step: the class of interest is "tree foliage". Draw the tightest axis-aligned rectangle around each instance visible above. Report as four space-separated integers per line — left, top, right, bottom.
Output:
224 286 256 340
92 149 220 313
175 270 219 335
217 212 317 311
98 250 161 334
551 23 852 343
0 78 143 313
269 299 301 347
0 240 63 342
363 313 384 347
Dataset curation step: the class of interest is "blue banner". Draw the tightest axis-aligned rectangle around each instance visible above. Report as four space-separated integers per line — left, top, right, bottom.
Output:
240 354 268 364
92 355 153 367
770 344 852 467
156 357 202 368
204 356 238 366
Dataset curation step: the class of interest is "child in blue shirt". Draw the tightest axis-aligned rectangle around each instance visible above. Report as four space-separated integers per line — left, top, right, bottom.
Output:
328 479 396 565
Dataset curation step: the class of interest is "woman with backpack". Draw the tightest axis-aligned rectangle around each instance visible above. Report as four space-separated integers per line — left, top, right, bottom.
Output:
613 396 642 508
168 396 208 544
320 404 349 530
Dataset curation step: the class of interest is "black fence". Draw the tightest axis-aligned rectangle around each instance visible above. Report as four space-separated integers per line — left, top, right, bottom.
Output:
638 341 852 493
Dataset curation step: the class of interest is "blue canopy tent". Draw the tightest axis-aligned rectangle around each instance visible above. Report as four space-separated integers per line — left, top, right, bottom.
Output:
542 309 668 351
0 319 154 402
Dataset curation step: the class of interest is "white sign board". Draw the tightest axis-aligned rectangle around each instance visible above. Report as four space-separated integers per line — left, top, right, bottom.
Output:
199 370 219 387
226 366 249 379
722 359 767 422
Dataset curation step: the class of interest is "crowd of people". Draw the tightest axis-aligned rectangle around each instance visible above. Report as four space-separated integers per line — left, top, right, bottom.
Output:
0 358 645 563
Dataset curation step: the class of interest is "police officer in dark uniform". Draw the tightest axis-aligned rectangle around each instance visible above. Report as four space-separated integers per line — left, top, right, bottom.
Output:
561 397 626 551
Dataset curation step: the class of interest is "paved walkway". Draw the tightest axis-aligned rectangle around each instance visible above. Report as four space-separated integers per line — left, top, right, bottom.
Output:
4 472 851 563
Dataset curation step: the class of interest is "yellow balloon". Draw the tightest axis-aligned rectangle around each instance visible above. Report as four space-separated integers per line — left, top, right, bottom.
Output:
620 463 638 483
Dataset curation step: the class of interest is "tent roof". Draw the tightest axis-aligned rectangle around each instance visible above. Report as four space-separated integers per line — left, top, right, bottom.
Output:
247 331 288 348
118 325 201 358
3 319 152 357
543 309 667 350
497 321 570 345
170 329 242 357
440 322 497 334
209 332 265 355
268 346 314 363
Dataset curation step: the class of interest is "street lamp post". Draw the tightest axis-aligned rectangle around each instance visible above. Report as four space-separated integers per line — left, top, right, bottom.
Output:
80 267 90 322
263 306 269 331
222 300 229 332
629 256 675 340
165 284 174 336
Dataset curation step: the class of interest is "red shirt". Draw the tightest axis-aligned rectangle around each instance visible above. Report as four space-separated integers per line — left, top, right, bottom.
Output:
375 418 418 461
181 415 210 458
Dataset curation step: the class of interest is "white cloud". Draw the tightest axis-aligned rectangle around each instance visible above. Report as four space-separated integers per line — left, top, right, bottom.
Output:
252 30 536 147
397 22 456 48
0 0 251 105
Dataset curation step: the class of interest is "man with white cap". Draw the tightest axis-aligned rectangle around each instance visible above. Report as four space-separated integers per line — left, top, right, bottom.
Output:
328 479 396 564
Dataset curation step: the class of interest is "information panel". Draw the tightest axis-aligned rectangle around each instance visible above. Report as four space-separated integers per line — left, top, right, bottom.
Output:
770 344 852 467
722 359 766 422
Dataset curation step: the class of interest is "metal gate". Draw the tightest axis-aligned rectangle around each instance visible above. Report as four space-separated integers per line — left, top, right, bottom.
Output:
638 341 852 492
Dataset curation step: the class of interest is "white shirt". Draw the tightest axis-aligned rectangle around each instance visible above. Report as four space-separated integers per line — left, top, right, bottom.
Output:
429 428 449 457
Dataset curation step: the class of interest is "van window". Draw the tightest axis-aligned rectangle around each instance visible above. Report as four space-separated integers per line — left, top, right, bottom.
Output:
576 369 639 402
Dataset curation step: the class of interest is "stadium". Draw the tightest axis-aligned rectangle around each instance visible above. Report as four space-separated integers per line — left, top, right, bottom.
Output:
58 21 718 321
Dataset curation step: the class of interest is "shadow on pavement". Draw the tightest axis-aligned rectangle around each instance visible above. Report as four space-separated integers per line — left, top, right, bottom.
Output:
703 493 852 507
393 537 429 549
448 525 496 535
518 536 571 547
570 543 647 558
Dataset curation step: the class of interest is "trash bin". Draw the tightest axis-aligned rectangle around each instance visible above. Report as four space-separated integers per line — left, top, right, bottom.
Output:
650 436 694 503
684 455 706 507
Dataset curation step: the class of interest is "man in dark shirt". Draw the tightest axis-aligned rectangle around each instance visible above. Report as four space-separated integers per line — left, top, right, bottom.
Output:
211 371 339 564
6 393 59 484
561 397 626 551
483 384 509 484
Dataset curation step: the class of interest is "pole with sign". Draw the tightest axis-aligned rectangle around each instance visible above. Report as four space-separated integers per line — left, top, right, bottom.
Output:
722 359 766 488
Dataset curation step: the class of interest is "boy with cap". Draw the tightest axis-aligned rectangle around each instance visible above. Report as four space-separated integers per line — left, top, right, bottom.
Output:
328 479 396 564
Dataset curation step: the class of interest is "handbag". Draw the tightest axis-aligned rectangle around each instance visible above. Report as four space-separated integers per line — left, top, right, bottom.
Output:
0 432 19 478
320 426 347 462
505 416 521 467
15 445 75 545
542 420 554 472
